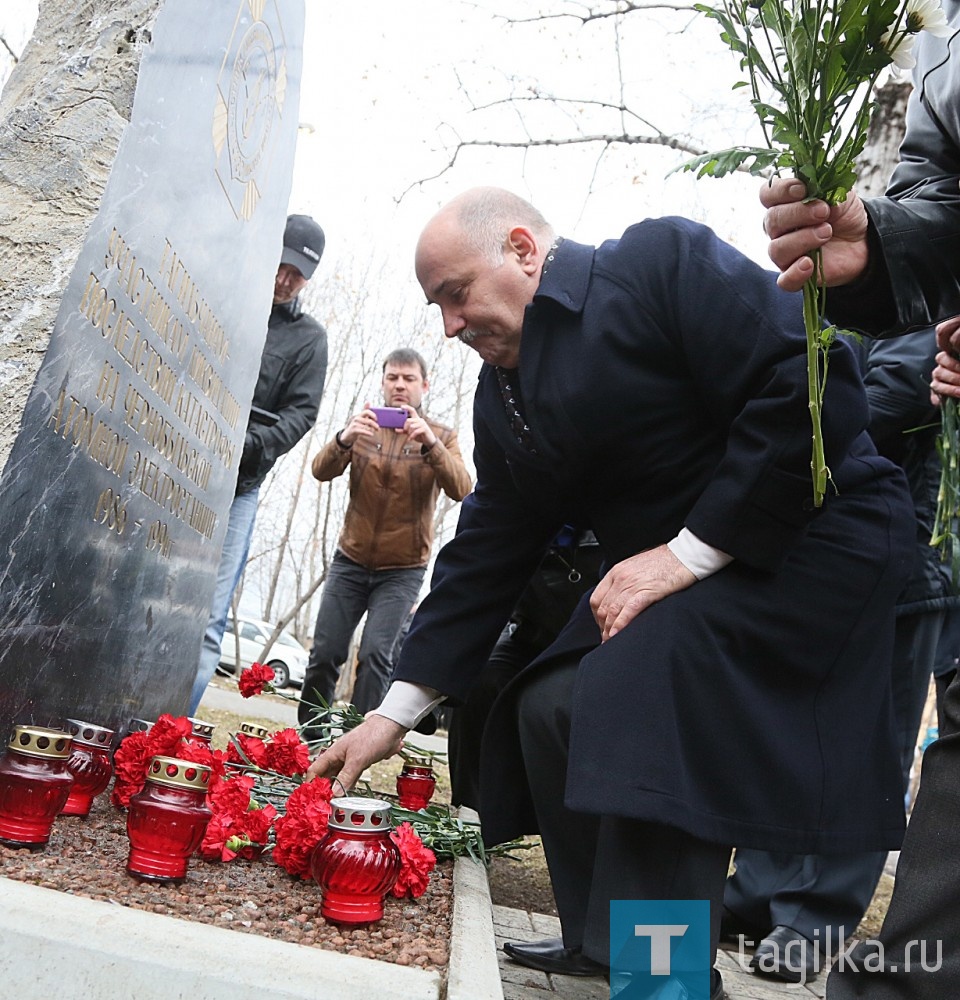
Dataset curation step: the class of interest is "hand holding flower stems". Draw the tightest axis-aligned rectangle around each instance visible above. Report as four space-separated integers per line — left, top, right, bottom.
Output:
683 0 951 506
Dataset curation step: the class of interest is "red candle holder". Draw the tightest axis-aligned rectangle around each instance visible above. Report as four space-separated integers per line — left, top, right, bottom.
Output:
310 797 401 925
396 757 436 811
125 755 212 883
0 726 75 848
187 717 215 745
60 719 115 817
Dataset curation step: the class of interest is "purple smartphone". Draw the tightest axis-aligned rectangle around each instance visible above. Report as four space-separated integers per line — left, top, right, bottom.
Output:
370 406 408 428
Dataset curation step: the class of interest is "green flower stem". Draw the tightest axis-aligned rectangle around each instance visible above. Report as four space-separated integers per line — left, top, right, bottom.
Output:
802 266 829 508
933 396 960 585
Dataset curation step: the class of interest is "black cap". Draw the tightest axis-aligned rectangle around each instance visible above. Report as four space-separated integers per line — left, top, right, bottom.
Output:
280 214 325 279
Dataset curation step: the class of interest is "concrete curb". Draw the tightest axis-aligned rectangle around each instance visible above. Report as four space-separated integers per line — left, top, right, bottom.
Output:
0 877 441 1000
0 812 502 1000
448 856 505 1000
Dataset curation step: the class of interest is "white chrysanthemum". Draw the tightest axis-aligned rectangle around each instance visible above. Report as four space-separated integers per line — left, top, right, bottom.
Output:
881 27 918 69
904 0 952 36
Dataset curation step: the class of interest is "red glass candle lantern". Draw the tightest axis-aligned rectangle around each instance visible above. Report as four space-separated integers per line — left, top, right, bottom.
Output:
187 717 215 745
310 797 401 925
125 755 212 883
396 756 436 811
0 726 74 848
60 719 115 817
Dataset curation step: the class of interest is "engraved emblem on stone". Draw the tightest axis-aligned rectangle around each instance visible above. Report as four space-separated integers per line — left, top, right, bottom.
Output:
212 0 288 221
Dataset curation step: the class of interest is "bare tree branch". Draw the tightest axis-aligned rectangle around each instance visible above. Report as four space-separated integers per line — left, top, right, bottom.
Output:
0 34 18 65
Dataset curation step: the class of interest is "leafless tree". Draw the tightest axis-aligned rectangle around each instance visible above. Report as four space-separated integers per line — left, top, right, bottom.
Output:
403 2 908 207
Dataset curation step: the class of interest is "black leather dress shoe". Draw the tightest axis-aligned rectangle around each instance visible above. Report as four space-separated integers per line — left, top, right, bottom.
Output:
750 924 820 983
503 937 606 977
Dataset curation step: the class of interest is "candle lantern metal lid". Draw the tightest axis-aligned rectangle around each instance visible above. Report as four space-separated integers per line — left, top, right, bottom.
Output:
125 756 212 883
126 718 154 736
327 796 394 832
64 719 114 750
187 718 215 744
0 726 75 848
143 755 212 791
239 722 270 740
6 726 73 758
311 796 401 925
60 719 115 818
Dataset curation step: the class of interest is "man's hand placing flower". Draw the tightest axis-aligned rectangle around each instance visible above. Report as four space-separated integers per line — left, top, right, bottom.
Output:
306 714 407 793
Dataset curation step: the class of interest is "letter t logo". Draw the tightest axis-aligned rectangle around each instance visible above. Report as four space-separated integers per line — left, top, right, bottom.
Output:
634 924 689 975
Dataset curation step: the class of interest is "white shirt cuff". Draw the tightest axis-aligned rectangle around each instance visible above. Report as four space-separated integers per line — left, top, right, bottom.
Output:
373 680 446 730
667 527 733 581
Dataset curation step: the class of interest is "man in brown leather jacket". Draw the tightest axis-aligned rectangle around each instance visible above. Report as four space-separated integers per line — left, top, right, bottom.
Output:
298 348 472 727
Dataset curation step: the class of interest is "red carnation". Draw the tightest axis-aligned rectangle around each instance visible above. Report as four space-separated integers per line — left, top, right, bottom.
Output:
261 727 311 776
226 733 269 769
199 774 277 862
110 713 193 808
390 822 436 899
272 777 333 878
238 662 275 698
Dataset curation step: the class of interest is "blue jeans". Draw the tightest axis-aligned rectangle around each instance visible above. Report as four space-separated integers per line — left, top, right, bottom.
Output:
188 487 260 714
298 550 425 728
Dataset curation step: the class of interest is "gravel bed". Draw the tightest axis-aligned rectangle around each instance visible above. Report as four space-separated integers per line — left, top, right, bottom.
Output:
0 790 453 972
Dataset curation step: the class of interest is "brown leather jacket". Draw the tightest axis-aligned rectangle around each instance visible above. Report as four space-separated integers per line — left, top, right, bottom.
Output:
311 417 473 570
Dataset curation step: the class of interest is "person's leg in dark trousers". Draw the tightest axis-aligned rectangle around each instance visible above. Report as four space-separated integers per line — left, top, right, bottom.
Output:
298 552 372 737
725 612 943 960
516 659 730 968
826 671 960 999
350 564 425 715
448 626 540 809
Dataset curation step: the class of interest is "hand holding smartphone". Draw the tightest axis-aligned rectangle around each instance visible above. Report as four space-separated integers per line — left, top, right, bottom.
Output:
369 406 408 428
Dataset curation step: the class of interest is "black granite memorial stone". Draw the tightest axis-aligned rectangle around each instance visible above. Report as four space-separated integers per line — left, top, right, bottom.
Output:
0 0 306 736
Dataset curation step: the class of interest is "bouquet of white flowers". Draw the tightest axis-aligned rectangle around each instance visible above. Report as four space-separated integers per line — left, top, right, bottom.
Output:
684 0 950 507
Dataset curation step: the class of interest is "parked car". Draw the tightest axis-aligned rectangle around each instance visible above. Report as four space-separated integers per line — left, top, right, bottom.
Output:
217 616 309 689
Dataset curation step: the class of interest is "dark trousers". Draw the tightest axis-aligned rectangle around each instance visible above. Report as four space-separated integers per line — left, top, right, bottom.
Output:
516 658 731 967
826 668 960 998
448 625 539 810
724 611 944 952
298 551 425 727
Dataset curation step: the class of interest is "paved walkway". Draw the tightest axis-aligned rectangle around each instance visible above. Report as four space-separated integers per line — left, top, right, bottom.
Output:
494 903 830 999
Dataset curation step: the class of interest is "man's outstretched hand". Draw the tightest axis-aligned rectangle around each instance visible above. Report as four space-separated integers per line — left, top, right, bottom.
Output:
306 714 407 793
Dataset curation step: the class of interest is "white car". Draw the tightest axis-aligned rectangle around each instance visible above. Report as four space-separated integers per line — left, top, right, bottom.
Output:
217 616 309 689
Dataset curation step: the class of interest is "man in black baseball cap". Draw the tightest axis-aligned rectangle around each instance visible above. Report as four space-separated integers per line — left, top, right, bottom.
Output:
280 213 326 280
189 212 329 714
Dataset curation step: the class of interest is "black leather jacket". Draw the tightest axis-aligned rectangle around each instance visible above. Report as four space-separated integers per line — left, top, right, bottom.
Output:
235 297 328 496
830 1 960 336
863 331 959 614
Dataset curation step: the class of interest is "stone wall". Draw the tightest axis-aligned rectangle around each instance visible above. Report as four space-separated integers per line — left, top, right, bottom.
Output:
0 0 162 468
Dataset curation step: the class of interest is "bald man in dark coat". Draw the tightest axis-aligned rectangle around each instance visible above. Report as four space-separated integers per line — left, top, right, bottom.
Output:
310 187 914 998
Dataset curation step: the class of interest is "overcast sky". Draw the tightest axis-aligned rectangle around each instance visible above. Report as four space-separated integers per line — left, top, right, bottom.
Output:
2 1 773 288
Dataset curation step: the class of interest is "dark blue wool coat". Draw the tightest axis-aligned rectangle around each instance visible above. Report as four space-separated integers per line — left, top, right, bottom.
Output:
394 218 914 854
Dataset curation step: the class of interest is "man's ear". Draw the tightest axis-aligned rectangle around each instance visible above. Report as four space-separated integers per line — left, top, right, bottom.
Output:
507 226 540 275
